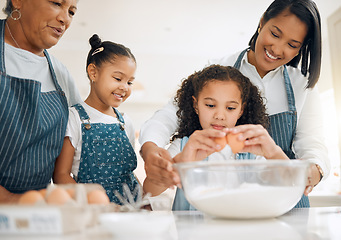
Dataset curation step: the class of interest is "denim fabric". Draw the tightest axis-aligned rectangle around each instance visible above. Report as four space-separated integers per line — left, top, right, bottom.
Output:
0 20 68 193
73 104 138 204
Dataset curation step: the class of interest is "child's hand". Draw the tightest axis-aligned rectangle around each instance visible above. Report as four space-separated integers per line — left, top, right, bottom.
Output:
226 124 289 160
174 129 226 163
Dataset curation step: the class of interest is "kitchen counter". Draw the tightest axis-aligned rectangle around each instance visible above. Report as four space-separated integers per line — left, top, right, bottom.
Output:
1 207 341 240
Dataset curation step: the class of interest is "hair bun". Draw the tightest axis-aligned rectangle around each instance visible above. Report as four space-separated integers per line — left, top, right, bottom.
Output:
89 34 102 49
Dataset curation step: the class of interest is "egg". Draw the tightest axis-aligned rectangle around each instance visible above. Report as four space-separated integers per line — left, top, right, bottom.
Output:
87 189 110 204
213 136 227 151
66 188 75 199
18 190 45 205
38 188 47 198
46 187 72 205
226 133 245 154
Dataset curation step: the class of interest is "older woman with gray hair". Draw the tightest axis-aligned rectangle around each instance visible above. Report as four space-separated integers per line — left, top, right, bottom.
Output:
0 0 81 203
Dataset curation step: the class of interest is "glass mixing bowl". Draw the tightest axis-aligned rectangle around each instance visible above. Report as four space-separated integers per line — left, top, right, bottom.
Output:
173 160 311 219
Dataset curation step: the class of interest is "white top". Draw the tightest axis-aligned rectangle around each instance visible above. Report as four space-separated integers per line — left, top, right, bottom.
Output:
65 102 136 177
4 43 82 106
139 50 330 178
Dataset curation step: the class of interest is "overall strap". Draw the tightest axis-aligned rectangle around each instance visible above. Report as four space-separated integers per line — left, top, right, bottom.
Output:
113 108 125 124
113 108 125 131
73 103 90 121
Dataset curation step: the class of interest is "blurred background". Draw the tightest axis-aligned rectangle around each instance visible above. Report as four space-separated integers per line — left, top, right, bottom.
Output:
1 0 341 198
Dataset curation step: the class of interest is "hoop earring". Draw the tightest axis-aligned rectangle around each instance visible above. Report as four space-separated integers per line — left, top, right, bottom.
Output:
257 27 260 34
10 9 21 21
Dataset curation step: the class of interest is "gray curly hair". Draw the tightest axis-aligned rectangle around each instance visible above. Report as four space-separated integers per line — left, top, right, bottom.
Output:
3 0 13 16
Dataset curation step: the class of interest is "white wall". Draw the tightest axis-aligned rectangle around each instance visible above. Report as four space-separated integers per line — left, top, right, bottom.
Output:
1 0 341 194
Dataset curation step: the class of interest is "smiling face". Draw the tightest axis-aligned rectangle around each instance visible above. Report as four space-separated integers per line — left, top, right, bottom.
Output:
248 10 308 78
88 56 136 110
193 80 244 130
12 0 77 53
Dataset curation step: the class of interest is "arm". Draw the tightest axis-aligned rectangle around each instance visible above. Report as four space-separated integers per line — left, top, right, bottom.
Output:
0 186 22 204
53 137 77 184
292 88 330 195
293 88 330 181
139 100 179 188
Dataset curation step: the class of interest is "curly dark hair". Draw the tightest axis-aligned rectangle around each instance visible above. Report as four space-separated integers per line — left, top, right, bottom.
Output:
172 65 269 141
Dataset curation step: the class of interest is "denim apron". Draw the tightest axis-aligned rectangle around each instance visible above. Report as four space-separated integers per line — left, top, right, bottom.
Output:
73 104 139 204
233 48 309 208
0 20 68 193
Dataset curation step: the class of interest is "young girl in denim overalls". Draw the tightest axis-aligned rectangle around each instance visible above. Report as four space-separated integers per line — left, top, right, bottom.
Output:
53 34 139 204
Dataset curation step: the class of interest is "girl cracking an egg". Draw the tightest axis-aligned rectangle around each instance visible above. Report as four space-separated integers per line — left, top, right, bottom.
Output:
53 34 140 205
143 65 289 210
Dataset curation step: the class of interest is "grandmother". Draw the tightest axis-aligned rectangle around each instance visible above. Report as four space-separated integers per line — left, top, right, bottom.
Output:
0 0 81 203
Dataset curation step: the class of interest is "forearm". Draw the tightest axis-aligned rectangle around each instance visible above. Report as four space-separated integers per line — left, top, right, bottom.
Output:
143 177 168 197
0 186 21 204
53 173 76 184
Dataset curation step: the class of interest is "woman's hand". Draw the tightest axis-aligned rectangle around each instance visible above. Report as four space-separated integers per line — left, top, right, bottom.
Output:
140 142 178 188
173 129 226 163
226 125 289 159
304 164 323 196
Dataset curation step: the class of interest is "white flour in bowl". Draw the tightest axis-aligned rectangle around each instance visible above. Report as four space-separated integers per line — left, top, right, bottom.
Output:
187 183 304 219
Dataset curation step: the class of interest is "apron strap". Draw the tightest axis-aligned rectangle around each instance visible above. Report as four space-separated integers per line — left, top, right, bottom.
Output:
283 65 296 112
233 48 249 69
0 20 6 73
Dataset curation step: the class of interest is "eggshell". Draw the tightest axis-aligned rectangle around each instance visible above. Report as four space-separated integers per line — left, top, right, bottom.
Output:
213 136 227 151
87 189 110 204
226 133 245 154
66 188 75 199
46 187 72 205
18 190 45 205
38 188 47 198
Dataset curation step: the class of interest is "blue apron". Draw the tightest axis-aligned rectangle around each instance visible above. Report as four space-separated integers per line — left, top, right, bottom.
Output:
0 19 69 193
73 104 139 204
233 48 309 208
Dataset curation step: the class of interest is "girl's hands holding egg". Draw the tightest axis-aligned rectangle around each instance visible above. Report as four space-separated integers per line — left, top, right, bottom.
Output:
174 129 226 163
226 124 289 160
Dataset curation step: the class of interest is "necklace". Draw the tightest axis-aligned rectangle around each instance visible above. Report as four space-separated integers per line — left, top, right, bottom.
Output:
6 21 21 49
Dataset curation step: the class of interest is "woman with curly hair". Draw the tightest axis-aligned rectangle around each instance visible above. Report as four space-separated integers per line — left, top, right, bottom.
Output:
143 65 289 210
